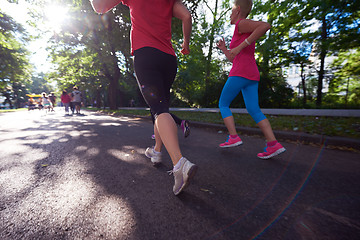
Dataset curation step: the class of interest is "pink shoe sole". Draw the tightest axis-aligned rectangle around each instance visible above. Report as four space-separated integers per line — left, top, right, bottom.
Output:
219 140 243 148
257 147 286 159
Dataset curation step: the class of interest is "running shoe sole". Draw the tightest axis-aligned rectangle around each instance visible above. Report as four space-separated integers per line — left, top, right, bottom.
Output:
258 147 286 159
219 141 243 148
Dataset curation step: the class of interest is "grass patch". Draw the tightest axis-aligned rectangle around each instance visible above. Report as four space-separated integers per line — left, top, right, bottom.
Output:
0 108 27 113
87 107 360 139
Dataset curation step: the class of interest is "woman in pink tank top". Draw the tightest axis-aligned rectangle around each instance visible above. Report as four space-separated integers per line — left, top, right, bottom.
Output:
216 0 286 159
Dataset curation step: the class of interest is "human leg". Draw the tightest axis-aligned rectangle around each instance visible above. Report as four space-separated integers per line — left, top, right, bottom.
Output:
146 113 183 164
64 103 70 113
134 47 197 194
218 76 244 147
257 119 276 142
151 112 190 138
134 47 183 164
241 80 285 158
155 113 182 164
223 116 237 136
74 102 81 114
242 80 276 142
70 102 74 114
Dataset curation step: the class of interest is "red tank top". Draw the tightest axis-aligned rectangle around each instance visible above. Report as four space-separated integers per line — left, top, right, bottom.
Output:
229 19 260 81
122 0 176 56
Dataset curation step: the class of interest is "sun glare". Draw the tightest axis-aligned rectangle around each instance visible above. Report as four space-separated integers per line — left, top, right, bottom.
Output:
44 5 68 32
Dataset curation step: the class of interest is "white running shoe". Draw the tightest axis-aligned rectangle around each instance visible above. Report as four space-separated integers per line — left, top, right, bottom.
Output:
170 158 198 196
145 147 162 165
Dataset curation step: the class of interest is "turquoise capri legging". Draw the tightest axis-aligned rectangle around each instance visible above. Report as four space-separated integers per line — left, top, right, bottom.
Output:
219 76 266 124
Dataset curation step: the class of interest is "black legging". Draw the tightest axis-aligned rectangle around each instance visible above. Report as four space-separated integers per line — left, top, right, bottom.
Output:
134 47 177 120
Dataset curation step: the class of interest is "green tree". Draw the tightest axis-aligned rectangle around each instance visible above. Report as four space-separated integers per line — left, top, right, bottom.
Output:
0 11 32 108
46 1 135 109
328 49 360 106
27 73 52 95
303 0 360 106
251 0 295 107
173 0 233 107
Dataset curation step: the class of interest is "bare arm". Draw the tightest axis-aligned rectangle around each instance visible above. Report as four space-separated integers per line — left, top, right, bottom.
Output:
173 0 192 55
216 37 235 62
229 19 271 58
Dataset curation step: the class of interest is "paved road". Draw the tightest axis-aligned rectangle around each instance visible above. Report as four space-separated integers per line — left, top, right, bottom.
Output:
0 109 359 240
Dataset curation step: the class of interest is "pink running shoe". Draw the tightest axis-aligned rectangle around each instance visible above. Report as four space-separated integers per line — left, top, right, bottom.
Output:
219 135 243 148
257 142 286 159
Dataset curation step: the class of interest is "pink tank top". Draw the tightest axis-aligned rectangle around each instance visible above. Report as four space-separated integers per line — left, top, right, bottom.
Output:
229 19 260 81
122 0 175 56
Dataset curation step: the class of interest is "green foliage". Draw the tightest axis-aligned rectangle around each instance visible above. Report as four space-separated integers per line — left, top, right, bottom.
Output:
172 0 232 107
329 49 360 105
46 1 136 109
27 73 52 95
0 11 32 108
5 0 358 109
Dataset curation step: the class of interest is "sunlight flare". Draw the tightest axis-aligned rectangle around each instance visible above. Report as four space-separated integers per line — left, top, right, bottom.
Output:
44 4 68 32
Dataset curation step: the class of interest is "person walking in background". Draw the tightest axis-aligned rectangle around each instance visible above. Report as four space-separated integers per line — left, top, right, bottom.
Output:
61 90 71 115
91 0 197 195
216 0 285 159
41 92 53 112
48 92 56 111
28 97 35 110
71 86 82 114
69 92 75 114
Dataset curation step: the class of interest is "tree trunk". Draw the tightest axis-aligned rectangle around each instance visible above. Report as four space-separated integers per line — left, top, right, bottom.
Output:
108 74 119 110
96 88 102 108
300 62 307 106
91 14 121 110
316 15 327 107
204 0 218 105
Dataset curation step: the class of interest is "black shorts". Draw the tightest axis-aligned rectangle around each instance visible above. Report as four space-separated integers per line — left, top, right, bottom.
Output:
134 47 177 119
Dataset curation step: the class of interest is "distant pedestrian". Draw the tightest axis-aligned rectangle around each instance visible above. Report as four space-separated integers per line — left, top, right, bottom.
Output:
48 92 56 111
61 90 71 115
69 95 75 114
71 86 82 114
91 0 197 195
216 0 285 159
41 92 53 112
28 97 35 110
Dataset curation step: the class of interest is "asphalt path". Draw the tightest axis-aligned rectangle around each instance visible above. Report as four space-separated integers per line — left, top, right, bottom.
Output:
0 109 359 240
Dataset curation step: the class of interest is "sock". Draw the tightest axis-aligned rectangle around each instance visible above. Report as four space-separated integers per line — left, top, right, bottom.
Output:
173 157 185 171
230 134 238 138
267 140 278 147
153 148 161 154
